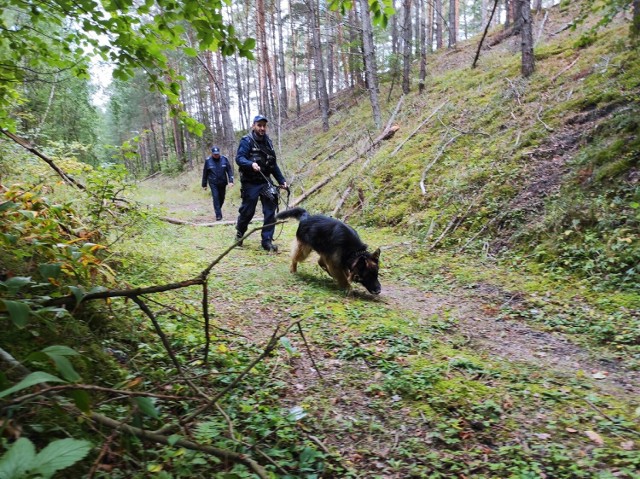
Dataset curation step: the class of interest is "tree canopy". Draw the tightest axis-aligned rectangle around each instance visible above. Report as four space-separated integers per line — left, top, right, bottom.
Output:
0 0 256 131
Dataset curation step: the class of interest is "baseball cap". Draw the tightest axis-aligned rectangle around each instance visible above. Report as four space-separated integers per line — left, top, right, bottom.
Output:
253 115 268 124
211 146 220 154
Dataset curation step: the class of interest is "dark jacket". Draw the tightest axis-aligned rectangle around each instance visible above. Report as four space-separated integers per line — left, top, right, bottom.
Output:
202 155 234 187
235 132 285 185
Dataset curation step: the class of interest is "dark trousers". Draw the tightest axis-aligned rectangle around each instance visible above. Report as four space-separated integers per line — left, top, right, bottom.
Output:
208 183 227 219
236 182 277 245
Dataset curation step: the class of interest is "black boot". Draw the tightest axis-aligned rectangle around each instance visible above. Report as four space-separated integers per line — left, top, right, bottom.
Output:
235 231 244 246
262 240 278 252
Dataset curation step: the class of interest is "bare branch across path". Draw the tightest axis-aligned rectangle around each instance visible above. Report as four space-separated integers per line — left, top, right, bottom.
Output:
1 129 86 190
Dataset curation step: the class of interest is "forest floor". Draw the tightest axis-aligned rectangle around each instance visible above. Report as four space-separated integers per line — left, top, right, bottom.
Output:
125 177 639 477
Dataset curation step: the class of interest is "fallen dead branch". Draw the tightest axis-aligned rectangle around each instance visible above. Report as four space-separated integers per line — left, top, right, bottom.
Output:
391 101 448 157
290 124 399 207
551 56 580 82
88 412 270 479
1 128 86 190
536 105 555 132
332 180 354 217
0 348 270 478
429 194 483 251
140 171 163 182
156 320 303 435
159 217 245 227
472 0 500 68
4 384 202 408
534 9 549 46
420 134 461 195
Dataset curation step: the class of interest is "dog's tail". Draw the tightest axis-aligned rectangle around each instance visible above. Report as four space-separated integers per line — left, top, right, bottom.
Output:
276 207 308 222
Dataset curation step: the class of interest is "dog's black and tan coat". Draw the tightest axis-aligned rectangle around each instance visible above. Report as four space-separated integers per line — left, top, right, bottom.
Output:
275 207 381 294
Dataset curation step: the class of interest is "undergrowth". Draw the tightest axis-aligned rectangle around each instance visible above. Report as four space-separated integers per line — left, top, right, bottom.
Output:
2 3 640 478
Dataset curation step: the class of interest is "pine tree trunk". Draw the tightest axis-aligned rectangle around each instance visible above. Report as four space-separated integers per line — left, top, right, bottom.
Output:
534 0 542 13
218 53 236 153
427 0 434 52
520 0 534 77
402 0 413 94
205 51 222 138
505 0 514 27
276 0 289 119
391 0 399 54
435 0 444 50
414 0 421 56
418 0 427 93
337 21 349 90
307 0 330 131
233 52 248 129
256 0 269 114
448 0 458 48
349 5 363 87
327 11 335 94
289 11 302 116
359 0 382 128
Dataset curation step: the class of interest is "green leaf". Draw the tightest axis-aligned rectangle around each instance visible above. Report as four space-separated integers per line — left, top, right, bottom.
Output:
49 355 81 382
183 47 198 57
0 437 36 479
69 389 92 413
134 396 160 419
30 438 92 478
2 299 31 328
68 285 86 304
38 263 62 280
0 201 17 212
279 337 297 355
2 276 33 294
167 434 181 446
42 346 79 357
0 371 67 399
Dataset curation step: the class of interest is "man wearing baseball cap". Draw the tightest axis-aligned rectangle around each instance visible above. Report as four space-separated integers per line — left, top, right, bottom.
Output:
234 115 288 252
202 145 234 221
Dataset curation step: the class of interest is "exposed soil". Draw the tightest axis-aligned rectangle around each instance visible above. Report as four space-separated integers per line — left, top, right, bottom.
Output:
211 273 639 477
381 282 640 397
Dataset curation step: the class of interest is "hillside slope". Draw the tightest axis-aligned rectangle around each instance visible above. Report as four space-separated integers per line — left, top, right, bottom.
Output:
277 1 639 293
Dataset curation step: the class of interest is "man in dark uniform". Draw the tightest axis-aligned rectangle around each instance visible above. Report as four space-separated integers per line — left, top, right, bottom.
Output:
235 115 288 252
202 146 234 221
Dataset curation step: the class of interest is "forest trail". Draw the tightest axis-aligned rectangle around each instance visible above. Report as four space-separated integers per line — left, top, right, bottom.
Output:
163 191 639 399
380 283 640 397
124 176 640 476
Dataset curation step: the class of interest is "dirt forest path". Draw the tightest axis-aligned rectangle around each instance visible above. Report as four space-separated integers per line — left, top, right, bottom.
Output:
146 187 639 477
380 283 640 397
161 192 639 398
220 275 639 400
208 257 639 476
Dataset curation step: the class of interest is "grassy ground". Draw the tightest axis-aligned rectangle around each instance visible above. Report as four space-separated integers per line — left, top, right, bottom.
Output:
100 176 640 478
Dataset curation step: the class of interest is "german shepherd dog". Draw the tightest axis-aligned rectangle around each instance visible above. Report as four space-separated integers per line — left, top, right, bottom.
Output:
275 207 381 295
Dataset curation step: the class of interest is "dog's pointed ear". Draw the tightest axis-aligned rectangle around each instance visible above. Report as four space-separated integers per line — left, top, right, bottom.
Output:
371 248 381 261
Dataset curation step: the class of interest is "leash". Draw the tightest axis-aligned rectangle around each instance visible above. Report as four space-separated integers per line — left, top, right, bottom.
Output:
258 169 291 241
